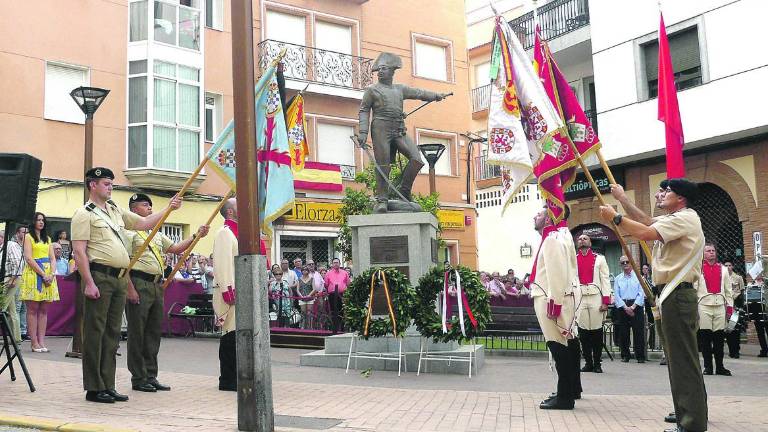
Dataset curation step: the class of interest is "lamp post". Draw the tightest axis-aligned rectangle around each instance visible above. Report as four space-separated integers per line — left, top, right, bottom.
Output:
418 143 446 195
67 86 109 358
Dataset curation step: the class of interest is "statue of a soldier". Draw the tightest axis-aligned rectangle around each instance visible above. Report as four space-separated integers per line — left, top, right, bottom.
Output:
358 53 450 213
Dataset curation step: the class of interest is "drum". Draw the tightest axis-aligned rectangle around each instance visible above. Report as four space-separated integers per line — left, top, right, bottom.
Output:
745 284 766 321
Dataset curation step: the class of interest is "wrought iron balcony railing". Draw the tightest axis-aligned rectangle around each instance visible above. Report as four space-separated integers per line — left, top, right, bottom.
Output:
509 0 590 50
258 39 374 91
475 154 502 180
471 84 491 113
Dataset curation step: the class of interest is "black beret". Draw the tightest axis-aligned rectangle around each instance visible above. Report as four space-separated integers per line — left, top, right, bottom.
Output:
666 178 699 203
659 179 669 189
85 167 114 180
129 193 152 206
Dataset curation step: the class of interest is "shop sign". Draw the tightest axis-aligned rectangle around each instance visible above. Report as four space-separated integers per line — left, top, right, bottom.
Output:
564 168 625 201
437 209 466 230
572 223 618 243
283 201 342 224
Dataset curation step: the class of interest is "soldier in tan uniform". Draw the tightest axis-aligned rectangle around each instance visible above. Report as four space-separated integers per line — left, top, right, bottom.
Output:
530 205 580 410
125 193 209 392
212 198 238 391
603 178 707 432
575 234 612 373
695 243 733 376
71 168 181 404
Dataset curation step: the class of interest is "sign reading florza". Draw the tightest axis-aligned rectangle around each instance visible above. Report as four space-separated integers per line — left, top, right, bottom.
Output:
564 168 625 201
283 202 342 224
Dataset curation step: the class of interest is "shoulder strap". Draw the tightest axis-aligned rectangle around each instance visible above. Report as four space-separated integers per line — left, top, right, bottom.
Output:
85 202 126 247
136 230 165 269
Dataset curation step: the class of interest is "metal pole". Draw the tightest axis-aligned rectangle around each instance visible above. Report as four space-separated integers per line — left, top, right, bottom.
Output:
231 1 273 431
68 113 94 358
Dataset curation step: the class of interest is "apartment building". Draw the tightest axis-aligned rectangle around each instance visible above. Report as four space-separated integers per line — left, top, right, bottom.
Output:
467 0 768 277
0 0 478 268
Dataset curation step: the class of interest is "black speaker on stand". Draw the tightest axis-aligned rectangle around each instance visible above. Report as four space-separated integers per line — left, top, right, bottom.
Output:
0 153 41 392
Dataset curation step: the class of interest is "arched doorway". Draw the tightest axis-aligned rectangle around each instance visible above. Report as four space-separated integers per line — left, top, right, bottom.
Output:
689 183 746 273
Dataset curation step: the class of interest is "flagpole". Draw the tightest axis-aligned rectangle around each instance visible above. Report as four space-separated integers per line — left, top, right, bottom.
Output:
160 189 234 291
124 156 211 276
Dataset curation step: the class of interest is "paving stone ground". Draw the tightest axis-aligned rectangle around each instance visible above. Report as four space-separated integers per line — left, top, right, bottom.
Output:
1 337 767 431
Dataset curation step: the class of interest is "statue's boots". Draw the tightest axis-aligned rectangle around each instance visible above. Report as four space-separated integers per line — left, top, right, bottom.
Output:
398 159 425 202
374 164 391 213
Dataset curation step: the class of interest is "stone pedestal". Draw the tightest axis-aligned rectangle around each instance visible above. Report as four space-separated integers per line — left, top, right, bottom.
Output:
349 212 439 282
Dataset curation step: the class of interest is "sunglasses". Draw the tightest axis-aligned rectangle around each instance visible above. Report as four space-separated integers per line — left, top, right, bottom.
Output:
620 261 629 265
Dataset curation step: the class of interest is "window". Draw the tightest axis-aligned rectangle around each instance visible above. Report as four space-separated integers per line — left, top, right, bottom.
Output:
128 60 202 172
153 0 200 50
413 36 452 82
474 62 491 87
418 134 453 176
204 0 223 30
643 26 701 99
204 92 223 142
315 20 353 86
161 224 183 244
44 62 89 124
265 10 306 46
130 1 148 42
316 122 355 178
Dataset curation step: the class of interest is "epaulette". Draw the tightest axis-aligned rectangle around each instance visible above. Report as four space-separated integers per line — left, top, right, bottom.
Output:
85 203 96 212
106 199 118 208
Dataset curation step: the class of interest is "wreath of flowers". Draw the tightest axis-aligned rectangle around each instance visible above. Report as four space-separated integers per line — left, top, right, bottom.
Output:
413 265 491 343
343 267 415 339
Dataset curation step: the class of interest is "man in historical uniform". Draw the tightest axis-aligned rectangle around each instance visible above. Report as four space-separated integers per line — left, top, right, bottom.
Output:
603 178 708 432
723 261 744 358
358 52 450 213
212 197 238 391
696 243 733 376
575 234 611 373
530 205 580 410
125 193 209 392
71 168 181 403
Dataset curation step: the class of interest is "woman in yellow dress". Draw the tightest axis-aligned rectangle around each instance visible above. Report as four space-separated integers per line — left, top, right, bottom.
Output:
20 212 59 352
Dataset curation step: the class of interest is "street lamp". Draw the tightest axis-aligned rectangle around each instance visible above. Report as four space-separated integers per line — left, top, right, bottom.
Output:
418 143 446 195
70 86 109 203
67 86 109 359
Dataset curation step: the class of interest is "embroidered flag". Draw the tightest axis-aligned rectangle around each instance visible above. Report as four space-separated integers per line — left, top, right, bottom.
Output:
285 93 309 172
657 13 685 178
293 161 343 192
487 16 568 215
205 119 237 190
255 65 295 238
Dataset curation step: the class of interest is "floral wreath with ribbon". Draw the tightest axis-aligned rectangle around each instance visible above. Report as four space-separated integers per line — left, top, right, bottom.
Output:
343 267 414 339
414 265 491 343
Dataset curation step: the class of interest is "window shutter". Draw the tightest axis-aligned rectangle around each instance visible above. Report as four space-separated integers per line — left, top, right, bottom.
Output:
415 41 448 81
44 63 88 124
266 10 306 46
419 136 453 176
644 26 700 83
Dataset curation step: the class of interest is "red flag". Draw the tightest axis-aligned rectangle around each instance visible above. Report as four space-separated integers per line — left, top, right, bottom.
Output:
657 13 685 178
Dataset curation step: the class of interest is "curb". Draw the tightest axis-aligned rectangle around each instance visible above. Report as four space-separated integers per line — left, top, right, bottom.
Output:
0 414 136 432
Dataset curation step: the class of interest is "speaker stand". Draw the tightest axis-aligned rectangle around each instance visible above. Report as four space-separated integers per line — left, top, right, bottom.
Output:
0 311 35 392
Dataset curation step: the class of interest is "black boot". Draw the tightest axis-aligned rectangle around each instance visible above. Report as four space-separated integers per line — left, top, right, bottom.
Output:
579 328 593 372
593 329 604 373
713 330 731 376
398 159 424 202
373 164 391 213
540 341 575 410
568 338 583 399
699 330 713 375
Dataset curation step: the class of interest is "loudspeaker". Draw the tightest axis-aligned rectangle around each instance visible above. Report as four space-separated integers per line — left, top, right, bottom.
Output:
0 153 42 225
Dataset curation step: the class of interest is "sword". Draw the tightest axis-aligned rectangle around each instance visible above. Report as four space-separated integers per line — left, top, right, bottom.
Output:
349 135 411 203
403 92 453 119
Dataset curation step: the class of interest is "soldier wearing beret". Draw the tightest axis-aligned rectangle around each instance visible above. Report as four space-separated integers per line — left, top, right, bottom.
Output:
124 193 209 393
603 178 708 432
357 52 451 213
71 168 181 404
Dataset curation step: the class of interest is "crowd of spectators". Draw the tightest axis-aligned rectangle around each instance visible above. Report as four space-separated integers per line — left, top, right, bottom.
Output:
477 268 531 300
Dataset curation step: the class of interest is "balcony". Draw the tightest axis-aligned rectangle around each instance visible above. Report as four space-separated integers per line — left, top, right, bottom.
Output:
258 40 374 95
509 0 590 50
475 155 502 180
471 84 491 113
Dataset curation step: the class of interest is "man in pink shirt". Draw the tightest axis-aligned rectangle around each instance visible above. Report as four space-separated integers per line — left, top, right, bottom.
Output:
324 258 350 333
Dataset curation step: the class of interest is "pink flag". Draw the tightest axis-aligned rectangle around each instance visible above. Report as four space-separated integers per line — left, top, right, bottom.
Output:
657 13 685 178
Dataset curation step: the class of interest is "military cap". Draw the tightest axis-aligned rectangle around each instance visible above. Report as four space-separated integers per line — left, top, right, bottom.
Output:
666 178 699 204
372 52 402 71
659 179 669 189
129 193 152 207
85 167 114 180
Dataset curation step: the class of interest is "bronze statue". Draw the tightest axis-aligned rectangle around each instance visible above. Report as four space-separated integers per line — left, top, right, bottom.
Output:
358 53 449 213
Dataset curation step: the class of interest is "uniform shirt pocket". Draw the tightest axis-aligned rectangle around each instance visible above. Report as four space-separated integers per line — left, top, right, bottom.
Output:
92 220 113 242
